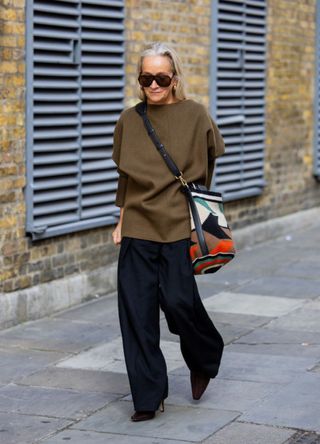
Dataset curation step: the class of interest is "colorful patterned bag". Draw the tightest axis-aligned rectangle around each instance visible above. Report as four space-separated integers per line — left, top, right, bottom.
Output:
185 182 235 274
135 101 236 275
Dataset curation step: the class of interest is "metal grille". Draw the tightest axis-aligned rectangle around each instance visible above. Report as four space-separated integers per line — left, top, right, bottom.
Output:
211 0 267 201
25 0 125 239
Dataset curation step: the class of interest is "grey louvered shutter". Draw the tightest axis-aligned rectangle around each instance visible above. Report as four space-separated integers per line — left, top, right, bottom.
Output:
25 0 125 239
210 0 267 201
315 0 320 177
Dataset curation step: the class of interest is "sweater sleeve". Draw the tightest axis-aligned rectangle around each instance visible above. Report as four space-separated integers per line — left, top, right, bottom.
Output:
112 115 128 207
206 117 225 189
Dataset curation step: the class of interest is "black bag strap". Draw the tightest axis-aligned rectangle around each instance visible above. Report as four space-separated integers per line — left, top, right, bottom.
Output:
135 101 209 256
135 101 186 184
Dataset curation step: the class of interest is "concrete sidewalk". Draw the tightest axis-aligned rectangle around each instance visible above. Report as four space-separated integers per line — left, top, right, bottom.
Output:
0 216 320 443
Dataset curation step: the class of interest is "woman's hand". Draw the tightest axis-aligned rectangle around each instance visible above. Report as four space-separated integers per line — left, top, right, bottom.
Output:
112 208 124 245
112 222 122 245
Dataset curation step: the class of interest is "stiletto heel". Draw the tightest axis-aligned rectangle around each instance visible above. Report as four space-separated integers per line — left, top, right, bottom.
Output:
159 399 165 412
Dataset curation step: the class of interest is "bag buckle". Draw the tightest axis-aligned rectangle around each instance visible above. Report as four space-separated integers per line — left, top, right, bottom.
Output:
175 172 188 187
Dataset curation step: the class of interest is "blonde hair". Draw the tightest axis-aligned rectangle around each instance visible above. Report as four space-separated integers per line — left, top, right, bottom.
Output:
137 42 187 101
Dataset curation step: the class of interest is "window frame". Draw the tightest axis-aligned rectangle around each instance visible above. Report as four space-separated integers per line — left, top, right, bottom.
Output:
210 0 267 202
25 0 125 240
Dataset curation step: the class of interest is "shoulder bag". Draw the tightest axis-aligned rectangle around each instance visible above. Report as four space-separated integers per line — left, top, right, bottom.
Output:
135 101 236 275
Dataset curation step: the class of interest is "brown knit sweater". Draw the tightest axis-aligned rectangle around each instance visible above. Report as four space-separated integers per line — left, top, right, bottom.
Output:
112 98 225 242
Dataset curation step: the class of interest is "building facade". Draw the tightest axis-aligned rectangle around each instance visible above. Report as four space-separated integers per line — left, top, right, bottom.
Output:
0 0 319 329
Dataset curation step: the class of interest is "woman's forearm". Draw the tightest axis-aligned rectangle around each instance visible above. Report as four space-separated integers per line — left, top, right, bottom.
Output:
119 207 124 223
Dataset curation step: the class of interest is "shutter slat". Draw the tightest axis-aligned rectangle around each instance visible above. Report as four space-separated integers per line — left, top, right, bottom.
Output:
34 201 79 216
34 129 79 140
34 16 79 29
34 213 79 227
34 80 79 89
82 194 115 206
34 189 78 203
82 4 124 18
81 31 124 41
34 141 80 152
33 178 79 190
82 182 117 194
81 55 125 65
82 19 124 31
82 171 118 182
81 204 116 219
82 159 114 171
82 125 115 136
82 136 114 147
34 117 79 127
34 154 79 164
34 165 79 177
34 93 79 101
34 29 79 39
82 43 124 53
34 4 78 16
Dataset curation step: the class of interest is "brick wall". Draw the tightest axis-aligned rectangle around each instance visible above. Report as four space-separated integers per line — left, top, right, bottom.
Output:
0 0 320 323
125 0 212 108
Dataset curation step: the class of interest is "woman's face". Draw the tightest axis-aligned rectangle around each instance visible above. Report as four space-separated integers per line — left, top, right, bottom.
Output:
140 55 177 105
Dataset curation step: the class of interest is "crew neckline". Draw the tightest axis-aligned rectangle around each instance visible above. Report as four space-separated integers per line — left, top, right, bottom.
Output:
146 98 191 108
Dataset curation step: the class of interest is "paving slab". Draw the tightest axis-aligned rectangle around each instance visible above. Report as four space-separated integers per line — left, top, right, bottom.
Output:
226 342 320 359
18 367 130 395
266 306 320 333
241 372 320 432
196 269 256 290
202 421 296 444
234 276 320 299
160 315 255 346
170 351 316 383
284 431 320 444
0 412 72 444
202 292 306 317
56 337 185 374
213 242 300 276
0 318 119 353
208 320 254 345
274 260 320 281
0 347 66 385
71 400 240 442
40 429 191 444
231 328 320 358
52 293 119 325
123 373 280 413
209 312 272 329
217 351 316 383
196 279 239 297
0 383 118 419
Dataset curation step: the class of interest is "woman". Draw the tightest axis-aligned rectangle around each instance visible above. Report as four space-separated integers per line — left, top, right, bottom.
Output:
112 42 225 422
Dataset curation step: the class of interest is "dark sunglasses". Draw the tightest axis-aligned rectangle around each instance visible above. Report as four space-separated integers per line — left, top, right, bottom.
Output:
138 73 174 88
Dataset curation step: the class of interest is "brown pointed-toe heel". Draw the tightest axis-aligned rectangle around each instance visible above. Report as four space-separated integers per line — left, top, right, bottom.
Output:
130 399 165 422
131 410 155 422
190 371 210 400
159 399 165 412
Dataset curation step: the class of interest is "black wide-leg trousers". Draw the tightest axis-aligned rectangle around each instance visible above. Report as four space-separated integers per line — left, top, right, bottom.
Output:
117 236 224 411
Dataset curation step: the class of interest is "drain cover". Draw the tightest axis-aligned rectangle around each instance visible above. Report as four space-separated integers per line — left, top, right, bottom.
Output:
286 432 320 444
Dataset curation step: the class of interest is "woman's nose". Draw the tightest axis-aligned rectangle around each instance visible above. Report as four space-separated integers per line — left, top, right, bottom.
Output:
150 79 158 88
